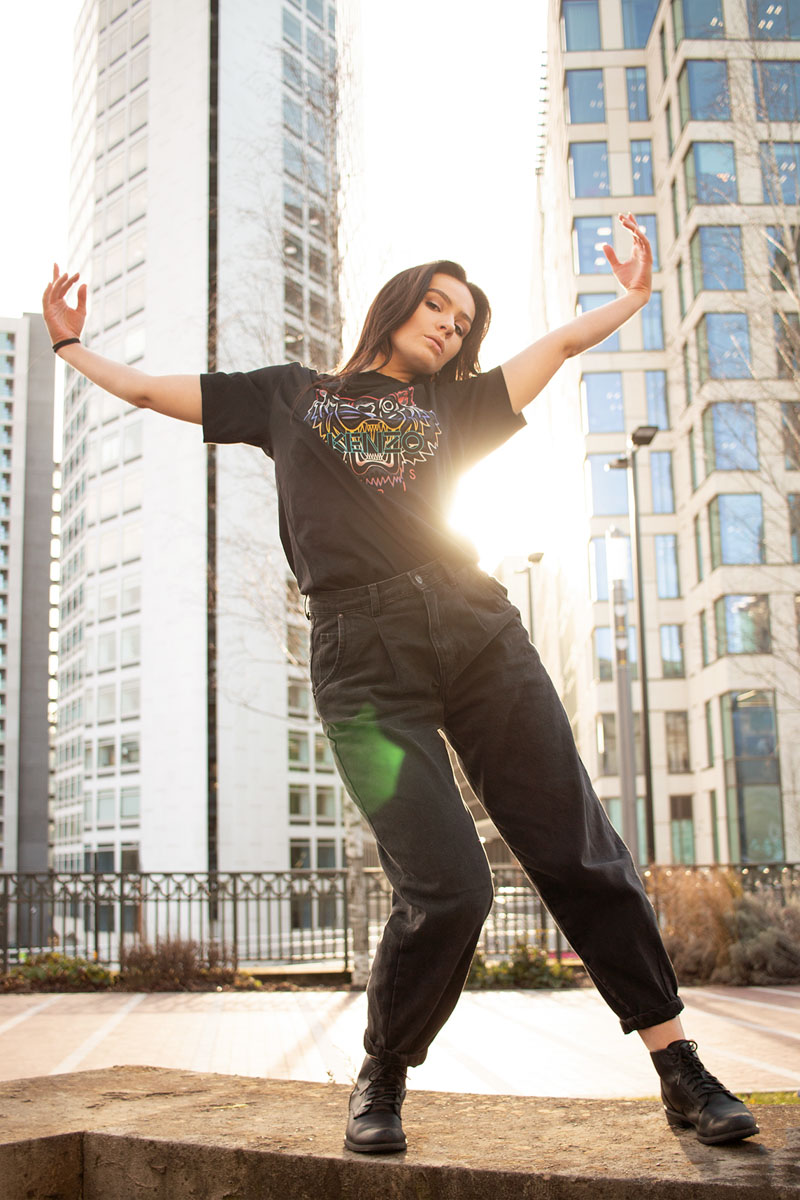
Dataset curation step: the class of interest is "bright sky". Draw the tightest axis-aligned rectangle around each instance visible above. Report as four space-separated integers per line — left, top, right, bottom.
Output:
2 0 549 568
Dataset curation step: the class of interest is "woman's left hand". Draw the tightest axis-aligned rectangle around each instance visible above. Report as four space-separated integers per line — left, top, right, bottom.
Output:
603 212 652 303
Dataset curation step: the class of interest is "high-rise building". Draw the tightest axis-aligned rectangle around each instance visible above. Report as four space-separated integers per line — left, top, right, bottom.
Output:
0 314 55 873
55 0 344 883
524 0 800 866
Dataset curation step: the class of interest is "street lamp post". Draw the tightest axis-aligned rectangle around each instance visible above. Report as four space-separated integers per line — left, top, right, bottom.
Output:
608 424 659 865
606 527 639 870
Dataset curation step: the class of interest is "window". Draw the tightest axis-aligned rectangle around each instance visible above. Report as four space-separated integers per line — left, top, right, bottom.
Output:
655 534 680 597
121 575 140 614
660 625 685 677
288 731 309 768
697 313 751 382
754 60 800 121
120 786 139 819
283 8 302 46
569 142 609 196
316 785 337 823
309 246 327 281
702 402 758 471
285 326 304 358
709 494 765 566
627 66 649 120
317 840 336 870
123 421 142 461
287 623 308 665
685 142 737 205
582 372 623 431
562 0 601 49
120 626 140 664
97 738 115 770
670 796 695 863
97 685 115 722
285 278 303 316
283 94 303 137
622 0 658 45
284 232 304 270
650 451 675 512
573 217 615 274
706 702 715 767
672 0 724 39
589 535 632 601
695 513 704 579
720 690 783 862
635 215 660 270
576 293 620 350
782 401 800 468
666 712 691 773
761 144 800 206
690 227 744 293
566 69 605 122
98 631 116 670
630 139 653 194
790 494 800 561
768 224 800 293
284 183 303 225
646 371 669 428
97 789 116 825
642 291 664 350
597 712 618 775
715 594 771 654
290 839 311 869
306 28 325 64
775 311 800 379
288 681 310 717
749 0 800 38
120 679 139 718
593 626 613 681
289 784 310 822
315 732 334 770
121 735 139 768
678 60 730 125
283 50 302 90
700 609 710 665
665 99 675 158
586 454 628 514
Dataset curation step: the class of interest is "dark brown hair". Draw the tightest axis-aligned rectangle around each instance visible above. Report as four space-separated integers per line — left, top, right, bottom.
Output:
318 260 491 395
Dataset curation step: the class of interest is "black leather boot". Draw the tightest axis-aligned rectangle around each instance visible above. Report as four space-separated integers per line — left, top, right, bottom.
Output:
344 1054 407 1153
651 1039 759 1145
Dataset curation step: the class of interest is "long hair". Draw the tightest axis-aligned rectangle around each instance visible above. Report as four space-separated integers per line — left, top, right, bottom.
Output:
317 260 491 396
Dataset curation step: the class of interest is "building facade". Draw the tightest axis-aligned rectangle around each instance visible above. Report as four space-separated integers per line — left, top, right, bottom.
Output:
0 314 56 874
54 0 345 885
524 0 800 866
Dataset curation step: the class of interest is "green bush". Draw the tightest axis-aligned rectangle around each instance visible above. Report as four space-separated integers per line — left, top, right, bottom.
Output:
0 952 116 992
117 939 260 992
466 941 578 990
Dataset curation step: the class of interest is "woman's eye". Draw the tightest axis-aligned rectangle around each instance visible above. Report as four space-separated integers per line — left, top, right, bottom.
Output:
426 299 440 311
455 324 464 337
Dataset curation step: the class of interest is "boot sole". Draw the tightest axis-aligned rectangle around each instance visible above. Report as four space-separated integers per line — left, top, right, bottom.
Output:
665 1108 760 1144
344 1136 407 1153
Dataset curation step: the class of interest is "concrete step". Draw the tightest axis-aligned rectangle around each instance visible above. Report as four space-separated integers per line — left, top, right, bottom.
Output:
1 1065 797 1199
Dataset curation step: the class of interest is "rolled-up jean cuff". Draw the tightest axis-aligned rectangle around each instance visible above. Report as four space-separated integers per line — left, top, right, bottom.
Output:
364 1036 428 1069
619 997 685 1035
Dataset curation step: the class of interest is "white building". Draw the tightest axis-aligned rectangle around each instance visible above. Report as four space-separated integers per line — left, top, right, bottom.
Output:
518 0 800 867
55 0 345 887
0 314 55 874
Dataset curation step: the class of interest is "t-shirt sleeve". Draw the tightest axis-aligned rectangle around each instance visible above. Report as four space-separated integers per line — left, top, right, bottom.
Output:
434 365 526 470
201 362 308 453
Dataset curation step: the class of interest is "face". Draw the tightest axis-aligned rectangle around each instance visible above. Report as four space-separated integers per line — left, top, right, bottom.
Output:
378 273 476 382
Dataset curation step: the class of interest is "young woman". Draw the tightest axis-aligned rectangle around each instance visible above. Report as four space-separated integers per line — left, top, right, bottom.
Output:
43 213 757 1153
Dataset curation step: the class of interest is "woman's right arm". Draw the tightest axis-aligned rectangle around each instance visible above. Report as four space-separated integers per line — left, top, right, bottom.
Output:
43 264 202 424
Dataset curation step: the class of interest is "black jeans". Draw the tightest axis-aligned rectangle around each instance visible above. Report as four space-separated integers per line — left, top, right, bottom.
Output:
308 560 683 1069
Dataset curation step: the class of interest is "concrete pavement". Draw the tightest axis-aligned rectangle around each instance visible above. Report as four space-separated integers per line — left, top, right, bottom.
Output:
1 983 798 1097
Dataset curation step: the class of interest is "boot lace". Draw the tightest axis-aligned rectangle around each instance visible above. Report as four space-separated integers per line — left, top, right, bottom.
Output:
677 1041 736 1101
363 1062 406 1114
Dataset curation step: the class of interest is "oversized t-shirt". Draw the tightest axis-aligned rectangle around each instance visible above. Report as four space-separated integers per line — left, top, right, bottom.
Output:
201 362 525 593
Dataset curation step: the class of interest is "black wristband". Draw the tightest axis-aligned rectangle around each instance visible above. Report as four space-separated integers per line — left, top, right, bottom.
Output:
52 338 81 353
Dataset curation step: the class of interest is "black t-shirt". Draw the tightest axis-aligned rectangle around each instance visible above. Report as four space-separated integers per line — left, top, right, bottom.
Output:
201 362 525 593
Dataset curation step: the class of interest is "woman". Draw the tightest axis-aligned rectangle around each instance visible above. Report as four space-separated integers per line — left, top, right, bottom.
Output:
43 213 757 1153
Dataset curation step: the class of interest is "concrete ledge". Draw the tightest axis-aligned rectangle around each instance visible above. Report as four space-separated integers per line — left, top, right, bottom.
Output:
1 1066 798 1199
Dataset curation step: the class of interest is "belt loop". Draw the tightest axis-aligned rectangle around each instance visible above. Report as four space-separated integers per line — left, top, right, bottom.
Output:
303 594 310 620
369 583 380 616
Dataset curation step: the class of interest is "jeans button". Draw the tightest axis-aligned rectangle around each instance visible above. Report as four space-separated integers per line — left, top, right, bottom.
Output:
414 573 424 585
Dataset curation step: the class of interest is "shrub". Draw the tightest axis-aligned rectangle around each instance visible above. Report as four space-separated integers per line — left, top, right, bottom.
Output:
466 941 578 990
117 938 260 991
649 869 800 986
0 952 116 993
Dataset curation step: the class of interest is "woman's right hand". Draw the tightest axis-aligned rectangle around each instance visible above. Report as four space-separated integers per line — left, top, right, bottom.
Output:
42 263 87 346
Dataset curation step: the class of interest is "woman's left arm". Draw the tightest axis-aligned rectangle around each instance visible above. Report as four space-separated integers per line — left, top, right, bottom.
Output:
502 212 653 415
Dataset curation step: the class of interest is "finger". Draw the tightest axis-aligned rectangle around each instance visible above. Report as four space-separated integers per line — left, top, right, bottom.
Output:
603 245 622 269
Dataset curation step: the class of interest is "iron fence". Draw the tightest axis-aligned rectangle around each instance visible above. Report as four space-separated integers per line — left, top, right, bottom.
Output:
0 862 796 974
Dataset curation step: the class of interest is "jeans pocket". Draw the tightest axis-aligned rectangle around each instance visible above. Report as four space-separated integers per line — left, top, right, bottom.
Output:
310 613 346 694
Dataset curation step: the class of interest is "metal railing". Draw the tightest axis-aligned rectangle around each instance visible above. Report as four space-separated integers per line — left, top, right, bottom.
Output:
0 862 796 974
